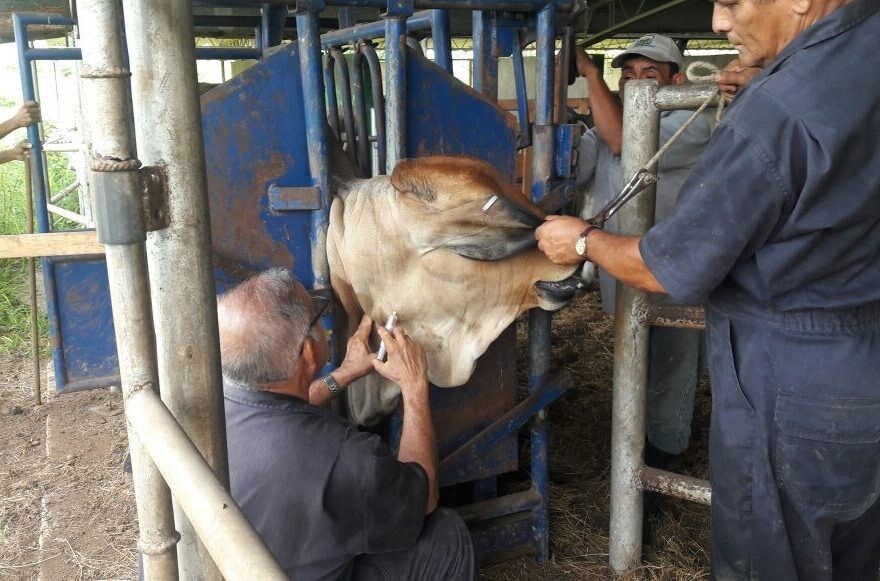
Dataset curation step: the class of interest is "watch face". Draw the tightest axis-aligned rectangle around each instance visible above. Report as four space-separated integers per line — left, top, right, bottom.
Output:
575 236 586 257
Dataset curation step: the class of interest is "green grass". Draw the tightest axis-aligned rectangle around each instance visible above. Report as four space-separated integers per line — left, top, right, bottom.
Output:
0 152 79 356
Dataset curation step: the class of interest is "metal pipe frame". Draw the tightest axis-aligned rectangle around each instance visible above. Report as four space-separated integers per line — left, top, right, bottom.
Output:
351 49 372 175
608 85 721 572
121 1 230 578
522 1 556 563
361 43 387 174
430 9 453 73
329 47 359 167
472 10 498 99
384 12 408 167
320 10 432 48
511 32 531 148
76 1 179 578
609 79 659 572
323 53 341 139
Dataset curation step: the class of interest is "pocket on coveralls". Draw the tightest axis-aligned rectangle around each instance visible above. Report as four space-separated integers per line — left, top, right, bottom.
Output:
775 395 880 512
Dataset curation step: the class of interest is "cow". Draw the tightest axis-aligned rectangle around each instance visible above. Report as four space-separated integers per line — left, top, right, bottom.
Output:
328 155 581 426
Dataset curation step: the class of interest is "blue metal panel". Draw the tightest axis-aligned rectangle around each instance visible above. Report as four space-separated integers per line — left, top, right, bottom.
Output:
201 45 316 288
48 257 119 393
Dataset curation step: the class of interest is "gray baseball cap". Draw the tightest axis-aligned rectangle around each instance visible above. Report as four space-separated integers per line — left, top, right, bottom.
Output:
610 34 684 70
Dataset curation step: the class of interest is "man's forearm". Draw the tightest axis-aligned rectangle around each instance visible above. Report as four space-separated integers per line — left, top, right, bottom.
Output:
0 119 18 141
307 368 358 407
587 230 665 294
584 71 623 155
397 386 439 514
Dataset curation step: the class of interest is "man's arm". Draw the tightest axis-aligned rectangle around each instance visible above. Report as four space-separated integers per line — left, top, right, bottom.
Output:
308 314 375 407
0 102 40 140
574 48 623 155
372 325 439 514
535 214 665 294
0 141 32 165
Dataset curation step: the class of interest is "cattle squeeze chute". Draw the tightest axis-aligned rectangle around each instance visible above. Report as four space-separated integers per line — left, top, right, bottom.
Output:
17 0 593 574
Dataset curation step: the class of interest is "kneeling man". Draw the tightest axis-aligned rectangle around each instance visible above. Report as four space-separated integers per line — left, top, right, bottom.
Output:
218 268 474 580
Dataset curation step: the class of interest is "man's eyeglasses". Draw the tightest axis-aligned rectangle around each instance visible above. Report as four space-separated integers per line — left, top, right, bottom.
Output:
298 293 332 356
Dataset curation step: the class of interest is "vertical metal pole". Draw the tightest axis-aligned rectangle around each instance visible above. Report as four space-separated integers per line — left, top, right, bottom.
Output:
527 1 556 563
511 33 531 148
121 1 228 578
324 53 341 140
385 14 407 167
430 10 452 73
23 160 41 406
330 48 359 168
261 3 286 48
13 14 68 399
609 79 659 571
296 7 337 348
362 43 386 174
351 49 371 176
472 10 498 100
76 0 180 579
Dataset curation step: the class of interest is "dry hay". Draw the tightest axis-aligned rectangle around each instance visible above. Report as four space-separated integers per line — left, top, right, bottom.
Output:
481 291 712 580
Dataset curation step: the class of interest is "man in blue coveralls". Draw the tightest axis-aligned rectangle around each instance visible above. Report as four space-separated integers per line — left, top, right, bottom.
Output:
536 0 880 578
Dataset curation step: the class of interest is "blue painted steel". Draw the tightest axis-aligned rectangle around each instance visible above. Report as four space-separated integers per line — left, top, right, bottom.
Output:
323 53 341 139
430 10 452 73
322 0 570 9
337 7 357 28
261 3 286 47
554 123 577 178
438 378 567 482
472 10 498 99
525 1 557 564
361 43 386 174
351 49 371 175
385 16 407 166
24 46 262 61
267 185 321 211
511 35 531 148
49 258 120 391
329 48 358 167
320 10 430 48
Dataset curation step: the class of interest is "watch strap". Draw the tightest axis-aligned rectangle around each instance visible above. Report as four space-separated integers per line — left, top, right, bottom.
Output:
321 374 342 395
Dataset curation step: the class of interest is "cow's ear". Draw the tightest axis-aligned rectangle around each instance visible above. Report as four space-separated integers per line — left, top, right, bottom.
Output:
443 231 539 261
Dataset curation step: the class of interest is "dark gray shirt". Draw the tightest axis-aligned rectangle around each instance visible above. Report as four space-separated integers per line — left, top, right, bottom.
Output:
224 379 428 580
640 0 880 311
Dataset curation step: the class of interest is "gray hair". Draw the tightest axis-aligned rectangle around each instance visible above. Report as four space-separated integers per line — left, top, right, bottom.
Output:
217 268 322 386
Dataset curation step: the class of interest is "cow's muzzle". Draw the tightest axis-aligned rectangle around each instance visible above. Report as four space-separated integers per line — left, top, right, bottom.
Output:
535 276 586 309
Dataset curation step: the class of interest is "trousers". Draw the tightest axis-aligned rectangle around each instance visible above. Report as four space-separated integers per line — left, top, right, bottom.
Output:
351 508 475 581
706 297 880 581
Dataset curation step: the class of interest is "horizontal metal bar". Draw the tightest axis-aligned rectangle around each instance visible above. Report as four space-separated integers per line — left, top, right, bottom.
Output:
639 466 711 505
439 375 570 478
321 11 433 47
25 48 81 60
13 13 75 26
42 142 84 152
654 83 719 111
22 46 261 63
632 296 705 330
47 203 91 226
322 0 569 10
456 489 543 524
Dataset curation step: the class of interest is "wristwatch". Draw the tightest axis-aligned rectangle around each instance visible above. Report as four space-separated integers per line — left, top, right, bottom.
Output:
575 224 599 259
321 374 342 396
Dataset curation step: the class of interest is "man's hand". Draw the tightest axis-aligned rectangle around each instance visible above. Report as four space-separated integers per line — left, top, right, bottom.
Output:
573 47 600 79
714 59 762 102
371 324 429 397
334 315 376 385
0 141 32 164
10 101 41 130
535 215 591 266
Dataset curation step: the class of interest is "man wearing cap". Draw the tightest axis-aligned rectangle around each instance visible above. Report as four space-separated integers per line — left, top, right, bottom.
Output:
538 0 880 577
573 34 712 482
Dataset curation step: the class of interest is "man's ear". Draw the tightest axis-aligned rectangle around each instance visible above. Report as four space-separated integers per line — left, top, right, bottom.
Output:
671 71 686 86
300 336 322 379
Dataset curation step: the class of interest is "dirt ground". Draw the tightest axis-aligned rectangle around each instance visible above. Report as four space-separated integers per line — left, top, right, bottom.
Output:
0 291 711 580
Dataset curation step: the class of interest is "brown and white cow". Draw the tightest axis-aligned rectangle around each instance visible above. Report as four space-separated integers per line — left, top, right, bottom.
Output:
328 155 580 425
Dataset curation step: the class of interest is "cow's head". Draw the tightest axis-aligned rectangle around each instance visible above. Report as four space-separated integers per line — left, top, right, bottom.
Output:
329 155 580 425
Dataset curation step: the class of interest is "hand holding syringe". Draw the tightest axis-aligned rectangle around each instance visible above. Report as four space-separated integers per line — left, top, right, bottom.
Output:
376 311 398 362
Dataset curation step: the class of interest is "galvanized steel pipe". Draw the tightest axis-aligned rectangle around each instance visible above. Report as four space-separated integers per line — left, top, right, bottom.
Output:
121 0 229 578
609 79 659 572
77 0 179 578
385 15 408 167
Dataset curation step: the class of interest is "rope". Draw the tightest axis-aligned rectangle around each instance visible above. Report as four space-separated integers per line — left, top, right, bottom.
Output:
644 87 719 172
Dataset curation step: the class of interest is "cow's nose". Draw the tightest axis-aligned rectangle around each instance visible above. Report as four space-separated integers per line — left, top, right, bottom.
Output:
535 276 586 307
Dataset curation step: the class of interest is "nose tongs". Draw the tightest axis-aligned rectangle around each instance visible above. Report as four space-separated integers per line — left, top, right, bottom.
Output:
588 168 659 229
